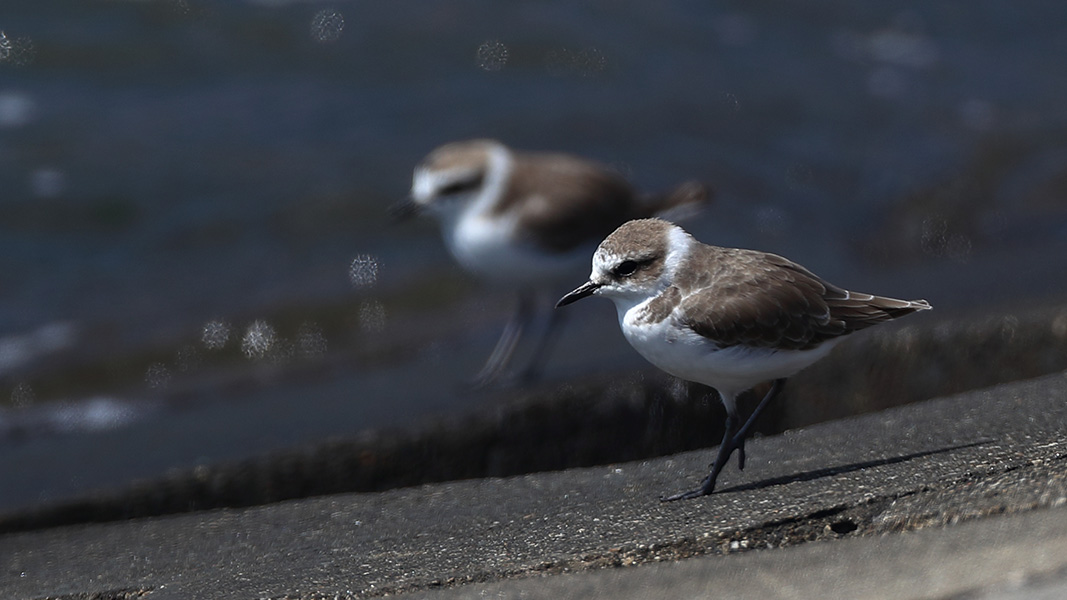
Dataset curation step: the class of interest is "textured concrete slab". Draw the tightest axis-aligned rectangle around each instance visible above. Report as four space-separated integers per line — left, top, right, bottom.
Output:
411 503 1067 600
2 371 1066 600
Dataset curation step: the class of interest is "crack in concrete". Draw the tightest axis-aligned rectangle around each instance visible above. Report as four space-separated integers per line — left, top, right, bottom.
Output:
37 588 154 600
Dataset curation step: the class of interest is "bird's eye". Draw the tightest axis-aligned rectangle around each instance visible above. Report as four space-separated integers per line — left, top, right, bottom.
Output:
614 260 639 277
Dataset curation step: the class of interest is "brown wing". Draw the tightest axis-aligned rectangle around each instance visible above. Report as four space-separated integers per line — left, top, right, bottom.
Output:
502 153 638 253
678 248 928 350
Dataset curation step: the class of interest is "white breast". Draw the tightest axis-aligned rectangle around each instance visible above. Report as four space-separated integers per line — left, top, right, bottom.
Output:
444 211 588 286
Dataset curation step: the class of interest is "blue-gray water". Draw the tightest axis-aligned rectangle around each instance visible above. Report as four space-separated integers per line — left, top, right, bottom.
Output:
2 0 1067 511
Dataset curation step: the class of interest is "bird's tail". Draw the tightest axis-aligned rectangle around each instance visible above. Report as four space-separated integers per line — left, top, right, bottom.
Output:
827 290 932 332
642 180 713 223
875 296 932 319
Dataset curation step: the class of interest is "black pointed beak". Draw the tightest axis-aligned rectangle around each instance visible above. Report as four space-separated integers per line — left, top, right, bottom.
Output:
387 196 421 223
556 281 602 308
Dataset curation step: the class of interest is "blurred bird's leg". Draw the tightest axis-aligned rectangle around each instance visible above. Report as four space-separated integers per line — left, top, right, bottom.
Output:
516 302 568 384
472 293 533 387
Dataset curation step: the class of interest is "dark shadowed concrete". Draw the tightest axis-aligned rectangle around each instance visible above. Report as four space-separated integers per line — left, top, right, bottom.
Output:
3 372 1067 600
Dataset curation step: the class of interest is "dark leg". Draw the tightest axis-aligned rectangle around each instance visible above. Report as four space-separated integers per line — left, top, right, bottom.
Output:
516 307 567 384
472 294 533 387
661 379 786 502
735 379 785 471
662 410 740 502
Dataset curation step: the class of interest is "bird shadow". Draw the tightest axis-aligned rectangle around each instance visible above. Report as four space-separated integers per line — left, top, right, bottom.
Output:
715 439 995 495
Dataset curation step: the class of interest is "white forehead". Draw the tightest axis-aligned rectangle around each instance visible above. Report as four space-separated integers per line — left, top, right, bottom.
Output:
411 167 456 203
591 245 620 276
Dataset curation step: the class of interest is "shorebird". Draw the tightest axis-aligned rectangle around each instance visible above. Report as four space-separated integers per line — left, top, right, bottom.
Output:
392 139 710 385
556 218 931 500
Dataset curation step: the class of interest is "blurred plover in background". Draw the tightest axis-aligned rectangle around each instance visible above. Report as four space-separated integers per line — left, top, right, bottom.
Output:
556 218 931 500
393 139 711 385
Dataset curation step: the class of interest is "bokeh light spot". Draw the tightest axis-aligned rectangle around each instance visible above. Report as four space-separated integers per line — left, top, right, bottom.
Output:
359 300 387 334
176 344 201 372
476 40 509 72
298 322 328 358
0 31 36 67
145 363 171 389
311 9 345 43
202 320 231 350
545 46 607 78
755 206 789 237
348 254 379 288
721 92 742 113
0 92 34 128
242 320 277 359
11 382 35 407
30 168 66 199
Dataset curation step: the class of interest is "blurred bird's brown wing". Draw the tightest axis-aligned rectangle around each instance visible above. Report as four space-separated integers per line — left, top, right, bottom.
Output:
500 153 638 254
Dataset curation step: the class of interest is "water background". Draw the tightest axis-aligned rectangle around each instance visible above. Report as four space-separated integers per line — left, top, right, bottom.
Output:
3 0 1067 511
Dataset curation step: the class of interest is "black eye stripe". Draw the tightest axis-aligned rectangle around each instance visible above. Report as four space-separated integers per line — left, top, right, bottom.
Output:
439 174 484 196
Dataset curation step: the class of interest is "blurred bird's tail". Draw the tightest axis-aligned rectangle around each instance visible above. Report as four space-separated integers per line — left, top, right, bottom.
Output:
644 180 713 223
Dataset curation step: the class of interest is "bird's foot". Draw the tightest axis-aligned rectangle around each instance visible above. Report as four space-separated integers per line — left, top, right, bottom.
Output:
660 474 717 502
660 488 710 502
470 365 539 390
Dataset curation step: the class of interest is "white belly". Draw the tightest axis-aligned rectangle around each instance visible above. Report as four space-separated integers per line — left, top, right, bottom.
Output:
619 302 840 399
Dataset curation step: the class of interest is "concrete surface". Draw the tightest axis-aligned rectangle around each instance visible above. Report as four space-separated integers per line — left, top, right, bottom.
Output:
410 502 1067 600
2 371 1066 600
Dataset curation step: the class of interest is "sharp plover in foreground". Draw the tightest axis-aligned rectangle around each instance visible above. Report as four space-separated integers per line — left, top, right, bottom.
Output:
556 218 931 501
393 139 711 385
